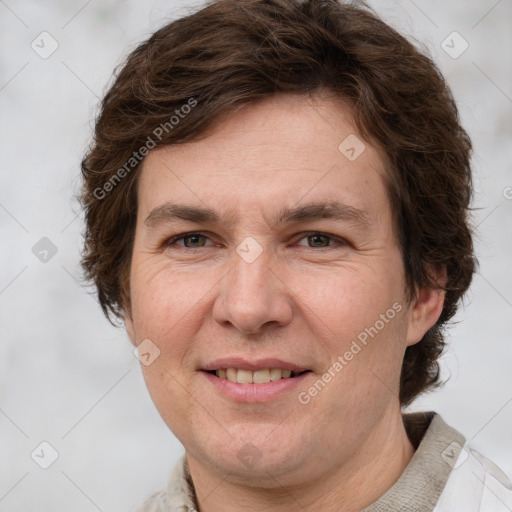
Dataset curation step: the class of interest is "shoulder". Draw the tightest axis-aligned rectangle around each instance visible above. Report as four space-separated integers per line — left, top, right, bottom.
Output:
433 419 512 511
400 411 512 511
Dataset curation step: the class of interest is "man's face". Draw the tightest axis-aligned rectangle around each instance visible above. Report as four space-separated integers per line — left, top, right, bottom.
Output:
125 93 436 486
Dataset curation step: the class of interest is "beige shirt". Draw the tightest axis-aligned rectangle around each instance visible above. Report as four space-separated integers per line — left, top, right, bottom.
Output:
134 411 468 512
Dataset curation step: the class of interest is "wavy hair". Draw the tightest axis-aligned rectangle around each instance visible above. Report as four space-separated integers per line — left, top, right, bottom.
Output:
80 0 476 405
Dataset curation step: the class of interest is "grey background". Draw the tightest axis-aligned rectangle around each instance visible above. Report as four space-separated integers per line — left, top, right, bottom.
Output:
1 0 511 510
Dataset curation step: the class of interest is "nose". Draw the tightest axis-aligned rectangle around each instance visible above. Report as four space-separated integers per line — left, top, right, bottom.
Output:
212 248 293 335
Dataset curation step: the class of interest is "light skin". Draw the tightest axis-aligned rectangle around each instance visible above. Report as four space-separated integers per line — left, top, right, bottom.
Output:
124 93 445 511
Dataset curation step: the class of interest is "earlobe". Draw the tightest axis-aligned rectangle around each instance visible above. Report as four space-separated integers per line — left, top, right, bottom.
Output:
406 267 447 347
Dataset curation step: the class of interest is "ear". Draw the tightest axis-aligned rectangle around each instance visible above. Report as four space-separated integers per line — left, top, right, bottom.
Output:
405 266 447 347
124 308 136 346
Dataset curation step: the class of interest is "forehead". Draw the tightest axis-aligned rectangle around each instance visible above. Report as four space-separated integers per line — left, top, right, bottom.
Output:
137 93 390 227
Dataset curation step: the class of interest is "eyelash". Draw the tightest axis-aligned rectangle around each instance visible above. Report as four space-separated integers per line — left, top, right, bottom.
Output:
163 231 348 250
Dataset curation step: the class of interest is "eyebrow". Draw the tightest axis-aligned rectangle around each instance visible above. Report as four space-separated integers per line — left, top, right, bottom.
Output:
144 200 371 231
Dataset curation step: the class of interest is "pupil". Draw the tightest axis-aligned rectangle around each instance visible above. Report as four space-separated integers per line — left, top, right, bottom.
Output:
309 234 328 247
185 235 204 247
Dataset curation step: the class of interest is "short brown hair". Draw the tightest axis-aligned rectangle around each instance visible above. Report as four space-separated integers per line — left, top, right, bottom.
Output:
80 0 476 405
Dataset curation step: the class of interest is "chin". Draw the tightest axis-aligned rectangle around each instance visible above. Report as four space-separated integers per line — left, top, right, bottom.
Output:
189 425 314 485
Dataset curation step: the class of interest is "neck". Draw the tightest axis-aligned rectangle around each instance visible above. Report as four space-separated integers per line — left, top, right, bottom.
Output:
187 406 415 512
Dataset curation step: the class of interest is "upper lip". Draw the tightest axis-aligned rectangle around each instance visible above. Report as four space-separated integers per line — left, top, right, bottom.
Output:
202 357 310 372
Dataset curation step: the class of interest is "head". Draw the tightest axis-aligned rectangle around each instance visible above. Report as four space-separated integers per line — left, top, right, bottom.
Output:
80 0 475 487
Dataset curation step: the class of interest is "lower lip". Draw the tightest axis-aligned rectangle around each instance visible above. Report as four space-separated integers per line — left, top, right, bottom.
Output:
201 371 312 403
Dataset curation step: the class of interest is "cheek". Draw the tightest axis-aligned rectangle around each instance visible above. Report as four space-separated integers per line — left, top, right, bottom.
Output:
140 362 199 444
291 260 408 399
130 255 215 337
293 263 403 336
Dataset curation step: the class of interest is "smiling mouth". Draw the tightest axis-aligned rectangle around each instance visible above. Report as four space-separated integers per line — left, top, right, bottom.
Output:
207 368 311 384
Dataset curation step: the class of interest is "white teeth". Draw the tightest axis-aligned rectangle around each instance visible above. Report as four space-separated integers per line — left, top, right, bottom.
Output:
270 368 283 381
226 368 237 382
253 369 270 383
215 368 300 383
237 369 253 383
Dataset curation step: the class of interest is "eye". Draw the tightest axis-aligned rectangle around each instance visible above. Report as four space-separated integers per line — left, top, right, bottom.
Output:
163 231 348 251
165 232 214 249
295 232 346 248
